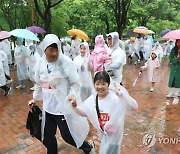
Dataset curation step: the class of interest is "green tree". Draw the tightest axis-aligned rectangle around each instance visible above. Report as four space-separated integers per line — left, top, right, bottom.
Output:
33 0 64 33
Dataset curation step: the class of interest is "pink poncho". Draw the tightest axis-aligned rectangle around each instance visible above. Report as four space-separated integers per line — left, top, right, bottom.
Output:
90 35 111 72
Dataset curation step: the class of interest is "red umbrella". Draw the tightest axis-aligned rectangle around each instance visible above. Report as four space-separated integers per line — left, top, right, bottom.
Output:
27 26 46 34
0 31 11 40
162 30 180 39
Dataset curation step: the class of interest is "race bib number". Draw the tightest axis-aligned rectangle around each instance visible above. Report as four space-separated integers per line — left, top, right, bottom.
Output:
100 113 110 123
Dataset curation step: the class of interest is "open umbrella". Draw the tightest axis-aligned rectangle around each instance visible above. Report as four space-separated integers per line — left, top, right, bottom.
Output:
27 26 46 34
9 29 40 41
160 29 171 37
162 30 180 39
0 31 11 40
67 29 89 40
133 26 154 34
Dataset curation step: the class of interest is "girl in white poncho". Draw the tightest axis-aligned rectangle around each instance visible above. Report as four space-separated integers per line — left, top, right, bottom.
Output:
74 42 94 102
69 71 138 154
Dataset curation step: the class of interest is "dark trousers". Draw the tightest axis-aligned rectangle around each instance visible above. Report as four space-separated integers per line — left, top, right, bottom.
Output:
5 74 11 80
43 112 91 154
0 85 8 91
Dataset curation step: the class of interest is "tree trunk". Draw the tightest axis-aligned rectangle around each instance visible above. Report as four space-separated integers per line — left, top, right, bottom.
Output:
114 0 131 39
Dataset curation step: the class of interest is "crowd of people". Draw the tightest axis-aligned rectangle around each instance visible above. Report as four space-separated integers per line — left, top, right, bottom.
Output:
0 31 179 153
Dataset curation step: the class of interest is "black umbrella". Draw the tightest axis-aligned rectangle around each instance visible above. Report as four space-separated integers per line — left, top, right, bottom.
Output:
160 29 171 37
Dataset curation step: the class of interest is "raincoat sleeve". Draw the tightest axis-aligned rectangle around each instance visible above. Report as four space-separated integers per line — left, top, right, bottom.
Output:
142 60 149 69
109 80 138 111
73 106 87 117
33 60 43 100
108 62 122 70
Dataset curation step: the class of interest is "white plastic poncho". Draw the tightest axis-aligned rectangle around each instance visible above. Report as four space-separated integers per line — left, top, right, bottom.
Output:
143 38 152 61
0 53 6 87
75 80 138 154
33 34 89 147
14 38 29 81
26 40 41 81
105 32 126 83
70 38 81 60
0 50 10 76
0 39 12 64
74 42 94 102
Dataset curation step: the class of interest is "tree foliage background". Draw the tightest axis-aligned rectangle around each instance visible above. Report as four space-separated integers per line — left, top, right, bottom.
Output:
0 0 179 38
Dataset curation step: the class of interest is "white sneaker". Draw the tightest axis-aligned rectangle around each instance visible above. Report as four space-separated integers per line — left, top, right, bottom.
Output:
172 97 179 105
7 79 13 84
178 92 180 97
166 92 175 98
150 87 154 92
88 140 96 154
16 85 25 89
30 86 35 91
4 87 11 96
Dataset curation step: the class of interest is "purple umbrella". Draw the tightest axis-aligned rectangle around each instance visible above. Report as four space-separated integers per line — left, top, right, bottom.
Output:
27 26 46 34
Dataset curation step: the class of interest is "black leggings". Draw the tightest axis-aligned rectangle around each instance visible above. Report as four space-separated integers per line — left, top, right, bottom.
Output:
0 85 8 91
43 112 91 154
5 74 11 80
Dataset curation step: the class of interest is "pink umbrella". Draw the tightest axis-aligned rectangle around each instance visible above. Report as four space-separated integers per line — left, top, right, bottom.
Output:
162 29 180 39
27 26 46 34
0 31 11 40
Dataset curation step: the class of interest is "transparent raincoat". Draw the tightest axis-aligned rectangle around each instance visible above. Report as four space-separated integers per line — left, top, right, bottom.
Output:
0 52 6 87
26 39 40 81
105 32 126 83
74 42 94 102
0 50 10 76
73 80 138 154
14 38 29 81
33 34 89 147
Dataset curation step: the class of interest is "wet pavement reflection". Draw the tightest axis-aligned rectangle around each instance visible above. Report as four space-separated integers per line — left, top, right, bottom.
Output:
0 57 179 154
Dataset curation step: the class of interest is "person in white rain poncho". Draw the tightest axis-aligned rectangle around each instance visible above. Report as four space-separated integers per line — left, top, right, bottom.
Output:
0 39 12 65
69 71 138 154
70 35 81 60
74 42 94 102
0 52 11 96
62 41 71 58
28 34 95 154
26 39 41 91
142 35 152 61
165 39 175 56
152 41 163 63
14 37 29 89
0 50 12 83
134 34 144 64
104 32 126 85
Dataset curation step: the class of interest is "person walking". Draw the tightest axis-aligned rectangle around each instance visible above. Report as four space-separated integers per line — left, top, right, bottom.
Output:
141 51 160 92
104 32 126 85
166 39 180 104
90 35 111 72
28 34 95 154
0 51 11 96
74 42 94 102
14 37 29 89
69 71 138 154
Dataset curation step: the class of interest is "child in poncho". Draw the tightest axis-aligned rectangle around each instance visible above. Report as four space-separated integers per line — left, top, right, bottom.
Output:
90 35 111 72
69 71 138 154
141 50 160 92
